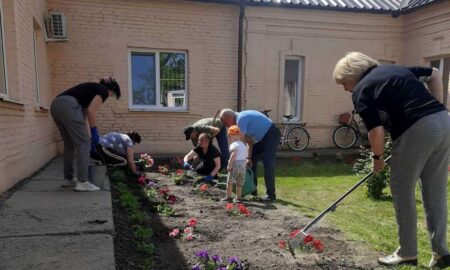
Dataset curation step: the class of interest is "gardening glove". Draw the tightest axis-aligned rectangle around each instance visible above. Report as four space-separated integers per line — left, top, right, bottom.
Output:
183 161 192 170
90 126 100 144
203 175 214 183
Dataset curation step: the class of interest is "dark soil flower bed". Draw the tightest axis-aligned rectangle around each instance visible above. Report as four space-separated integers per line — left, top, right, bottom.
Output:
111 158 381 270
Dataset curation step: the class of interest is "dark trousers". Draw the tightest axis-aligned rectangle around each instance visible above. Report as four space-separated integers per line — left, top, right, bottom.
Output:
195 161 216 176
216 126 230 169
251 124 281 199
93 144 128 166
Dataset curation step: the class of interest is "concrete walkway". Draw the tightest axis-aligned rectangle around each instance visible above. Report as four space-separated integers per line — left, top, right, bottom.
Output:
0 157 115 270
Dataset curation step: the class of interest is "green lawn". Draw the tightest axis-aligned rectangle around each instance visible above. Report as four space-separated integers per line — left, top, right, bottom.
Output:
256 158 449 269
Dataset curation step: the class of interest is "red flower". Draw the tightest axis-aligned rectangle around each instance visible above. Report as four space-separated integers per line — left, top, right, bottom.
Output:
237 204 251 216
303 235 314 243
188 217 198 227
159 188 170 195
226 203 234 210
278 239 287 249
199 184 208 192
289 229 301 239
138 175 146 186
167 194 177 204
176 169 183 176
313 239 324 252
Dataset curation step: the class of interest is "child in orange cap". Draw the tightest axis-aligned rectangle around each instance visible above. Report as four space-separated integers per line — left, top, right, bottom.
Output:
221 125 247 203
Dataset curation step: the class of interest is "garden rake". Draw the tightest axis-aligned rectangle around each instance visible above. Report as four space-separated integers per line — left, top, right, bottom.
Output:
287 155 392 257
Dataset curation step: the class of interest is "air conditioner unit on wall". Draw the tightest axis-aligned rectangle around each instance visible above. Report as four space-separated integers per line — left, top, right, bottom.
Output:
44 11 67 41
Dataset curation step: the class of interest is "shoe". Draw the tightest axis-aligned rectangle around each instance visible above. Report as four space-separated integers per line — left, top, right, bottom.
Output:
261 195 276 202
233 198 242 203
74 181 100 192
430 254 450 269
61 179 77 187
377 252 417 266
221 196 232 202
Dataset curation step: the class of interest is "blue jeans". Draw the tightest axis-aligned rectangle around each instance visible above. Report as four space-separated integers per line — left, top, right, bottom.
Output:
216 126 230 169
251 124 281 199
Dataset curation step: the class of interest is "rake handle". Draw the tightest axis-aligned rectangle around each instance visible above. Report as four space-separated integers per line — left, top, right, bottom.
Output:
301 155 391 234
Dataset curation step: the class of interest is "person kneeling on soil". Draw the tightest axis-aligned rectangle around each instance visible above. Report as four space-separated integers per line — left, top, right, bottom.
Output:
221 125 246 203
183 133 221 184
184 117 229 170
92 131 141 175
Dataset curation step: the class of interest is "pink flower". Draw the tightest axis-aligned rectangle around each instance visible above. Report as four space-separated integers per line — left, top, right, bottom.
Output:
226 203 234 210
279 239 287 249
185 234 193 241
184 227 193 235
199 184 208 192
188 218 198 227
169 228 180 238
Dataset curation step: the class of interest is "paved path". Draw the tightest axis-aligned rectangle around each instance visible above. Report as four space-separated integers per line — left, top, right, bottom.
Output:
0 157 115 270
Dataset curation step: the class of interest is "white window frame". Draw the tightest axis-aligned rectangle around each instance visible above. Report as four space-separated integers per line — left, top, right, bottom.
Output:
0 0 8 98
283 56 304 123
128 48 188 112
32 28 40 104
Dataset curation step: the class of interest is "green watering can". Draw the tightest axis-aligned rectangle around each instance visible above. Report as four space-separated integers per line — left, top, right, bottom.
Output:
217 168 256 196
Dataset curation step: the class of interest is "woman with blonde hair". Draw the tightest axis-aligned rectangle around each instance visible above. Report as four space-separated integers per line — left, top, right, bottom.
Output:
333 52 450 268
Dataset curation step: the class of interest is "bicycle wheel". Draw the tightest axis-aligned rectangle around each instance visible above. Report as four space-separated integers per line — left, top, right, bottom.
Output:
286 127 310 151
333 125 358 149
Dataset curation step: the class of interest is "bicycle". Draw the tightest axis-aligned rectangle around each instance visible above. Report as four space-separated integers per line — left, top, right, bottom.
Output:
332 110 368 149
261 110 310 151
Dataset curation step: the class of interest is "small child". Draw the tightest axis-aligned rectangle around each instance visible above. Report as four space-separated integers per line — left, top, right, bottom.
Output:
221 125 247 203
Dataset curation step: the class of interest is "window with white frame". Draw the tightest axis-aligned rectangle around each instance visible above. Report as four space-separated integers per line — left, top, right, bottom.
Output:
129 50 187 110
430 57 450 105
0 3 7 97
283 56 303 122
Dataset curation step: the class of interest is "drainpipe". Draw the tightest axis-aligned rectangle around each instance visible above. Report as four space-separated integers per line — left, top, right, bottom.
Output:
237 0 245 111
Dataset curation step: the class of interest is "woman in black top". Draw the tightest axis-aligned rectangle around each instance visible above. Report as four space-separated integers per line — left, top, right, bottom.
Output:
183 133 221 183
50 76 120 192
333 52 450 268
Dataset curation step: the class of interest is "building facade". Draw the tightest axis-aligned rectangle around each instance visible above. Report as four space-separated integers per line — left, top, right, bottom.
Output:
0 0 449 193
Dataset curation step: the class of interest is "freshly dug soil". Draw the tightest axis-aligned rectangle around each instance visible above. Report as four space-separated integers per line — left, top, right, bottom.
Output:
112 169 382 269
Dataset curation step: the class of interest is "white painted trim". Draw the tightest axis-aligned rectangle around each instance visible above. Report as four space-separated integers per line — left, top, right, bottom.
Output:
0 0 8 97
128 48 188 112
33 28 40 105
284 55 304 123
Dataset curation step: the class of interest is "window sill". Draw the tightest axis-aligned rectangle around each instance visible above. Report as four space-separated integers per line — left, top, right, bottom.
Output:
0 97 25 111
129 107 189 113
34 105 50 114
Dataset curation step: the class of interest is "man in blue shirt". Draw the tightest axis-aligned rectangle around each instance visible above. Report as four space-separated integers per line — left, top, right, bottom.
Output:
220 109 281 201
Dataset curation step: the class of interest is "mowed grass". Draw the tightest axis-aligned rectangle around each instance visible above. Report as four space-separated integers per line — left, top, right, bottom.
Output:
255 158 450 269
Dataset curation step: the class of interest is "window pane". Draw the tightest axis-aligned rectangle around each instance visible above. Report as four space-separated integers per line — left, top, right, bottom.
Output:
284 59 300 118
0 11 6 95
131 53 156 105
430 59 441 70
160 52 186 107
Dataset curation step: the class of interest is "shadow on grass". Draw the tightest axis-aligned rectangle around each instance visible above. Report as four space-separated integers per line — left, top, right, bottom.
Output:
276 199 320 216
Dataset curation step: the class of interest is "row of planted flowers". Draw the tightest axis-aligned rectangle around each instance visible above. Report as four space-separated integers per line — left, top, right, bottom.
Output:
136 154 324 269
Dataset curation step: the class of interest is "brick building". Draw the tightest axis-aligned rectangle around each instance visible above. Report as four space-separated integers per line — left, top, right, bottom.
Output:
0 0 449 193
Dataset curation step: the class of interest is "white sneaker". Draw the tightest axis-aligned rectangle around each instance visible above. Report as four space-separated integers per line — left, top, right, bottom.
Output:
74 181 100 192
61 179 77 187
378 251 417 266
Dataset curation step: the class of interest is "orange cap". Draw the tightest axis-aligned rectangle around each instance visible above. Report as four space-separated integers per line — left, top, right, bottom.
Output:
227 125 241 135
